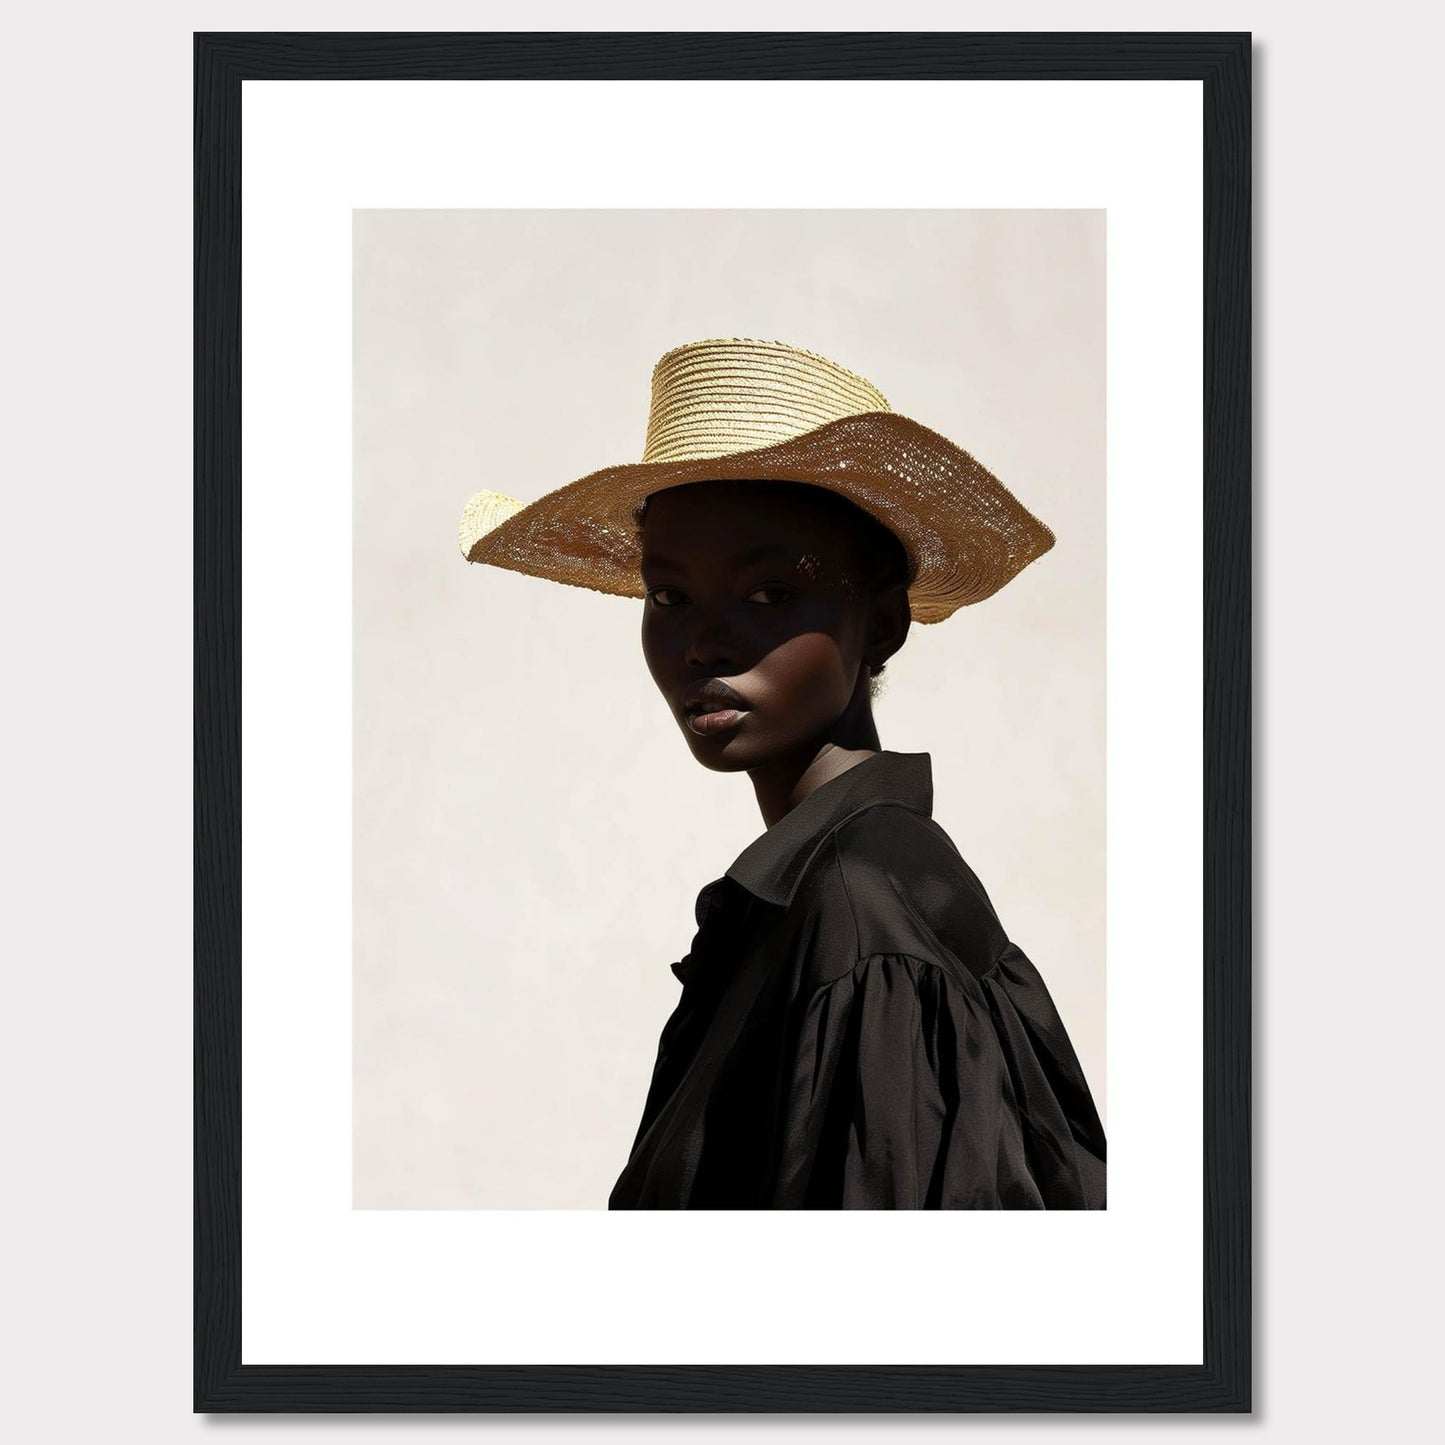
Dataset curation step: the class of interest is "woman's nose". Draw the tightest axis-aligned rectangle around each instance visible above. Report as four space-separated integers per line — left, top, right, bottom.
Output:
684 611 742 670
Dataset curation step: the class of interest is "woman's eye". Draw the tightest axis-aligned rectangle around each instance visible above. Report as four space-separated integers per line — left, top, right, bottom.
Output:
747 584 794 605
647 584 792 607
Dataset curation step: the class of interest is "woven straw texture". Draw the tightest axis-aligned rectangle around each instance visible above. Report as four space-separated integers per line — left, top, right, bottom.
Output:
458 338 1055 624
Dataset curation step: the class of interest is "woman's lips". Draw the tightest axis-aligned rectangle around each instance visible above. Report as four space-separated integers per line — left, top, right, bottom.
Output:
686 708 747 737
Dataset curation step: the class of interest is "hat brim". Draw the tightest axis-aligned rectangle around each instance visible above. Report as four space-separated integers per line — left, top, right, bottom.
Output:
460 411 1054 623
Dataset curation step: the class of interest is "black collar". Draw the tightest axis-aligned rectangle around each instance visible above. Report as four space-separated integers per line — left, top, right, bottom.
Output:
724 750 934 909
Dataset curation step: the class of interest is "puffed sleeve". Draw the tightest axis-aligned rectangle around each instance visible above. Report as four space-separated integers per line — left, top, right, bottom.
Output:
770 946 1105 1209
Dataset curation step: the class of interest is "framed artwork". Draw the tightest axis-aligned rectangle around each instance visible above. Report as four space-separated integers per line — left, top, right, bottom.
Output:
196 30 1251 1412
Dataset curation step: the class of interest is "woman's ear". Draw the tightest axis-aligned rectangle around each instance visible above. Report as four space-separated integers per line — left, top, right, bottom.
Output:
865 580 911 672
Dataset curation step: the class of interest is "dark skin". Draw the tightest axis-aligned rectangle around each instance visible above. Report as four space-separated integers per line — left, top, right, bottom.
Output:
639 479 911 829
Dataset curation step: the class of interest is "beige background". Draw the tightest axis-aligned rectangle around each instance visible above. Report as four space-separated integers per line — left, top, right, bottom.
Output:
353 208 1105 1208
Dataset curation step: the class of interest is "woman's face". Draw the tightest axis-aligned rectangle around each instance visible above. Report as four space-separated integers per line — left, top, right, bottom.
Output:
639 480 898 772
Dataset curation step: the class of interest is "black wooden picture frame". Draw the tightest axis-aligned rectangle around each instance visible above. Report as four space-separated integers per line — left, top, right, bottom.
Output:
195 30 1251 1413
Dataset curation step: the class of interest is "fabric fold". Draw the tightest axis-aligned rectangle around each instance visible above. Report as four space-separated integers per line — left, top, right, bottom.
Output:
773 949 1104 1210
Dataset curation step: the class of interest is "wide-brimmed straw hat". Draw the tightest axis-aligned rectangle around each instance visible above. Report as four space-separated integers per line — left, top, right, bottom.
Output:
457 337 1055 623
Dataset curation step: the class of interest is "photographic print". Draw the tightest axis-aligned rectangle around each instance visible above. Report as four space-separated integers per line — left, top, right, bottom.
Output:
352 208 1108 1212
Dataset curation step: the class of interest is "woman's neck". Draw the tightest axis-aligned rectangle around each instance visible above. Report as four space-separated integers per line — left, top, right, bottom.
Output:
748 740 881 830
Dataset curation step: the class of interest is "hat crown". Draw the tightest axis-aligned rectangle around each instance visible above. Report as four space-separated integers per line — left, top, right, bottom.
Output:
640 338 892 464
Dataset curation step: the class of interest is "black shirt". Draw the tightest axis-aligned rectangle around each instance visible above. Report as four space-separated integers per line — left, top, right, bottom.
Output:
607 750 1106 1209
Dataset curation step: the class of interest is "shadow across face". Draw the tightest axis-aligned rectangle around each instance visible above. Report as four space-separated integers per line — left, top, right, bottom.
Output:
637 479 910 771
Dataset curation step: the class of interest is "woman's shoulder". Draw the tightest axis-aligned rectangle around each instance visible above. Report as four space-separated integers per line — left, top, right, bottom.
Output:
789 801 1011 990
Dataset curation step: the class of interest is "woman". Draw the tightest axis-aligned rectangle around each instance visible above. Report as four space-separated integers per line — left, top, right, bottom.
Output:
460 337 1106 1209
